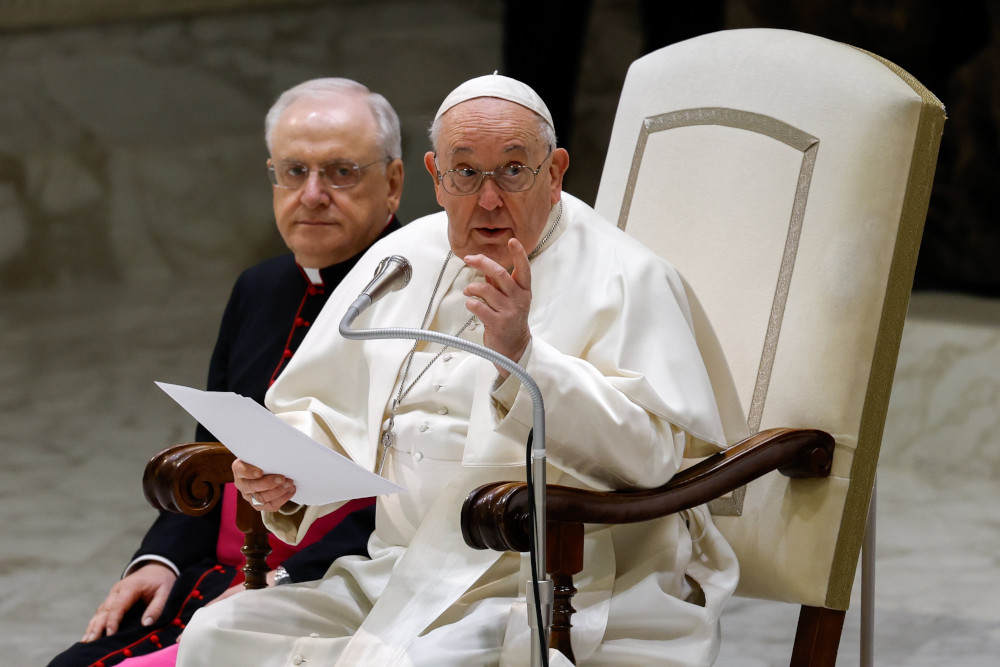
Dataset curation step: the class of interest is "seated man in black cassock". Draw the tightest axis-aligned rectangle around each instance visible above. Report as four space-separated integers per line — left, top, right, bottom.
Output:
48 77 404 667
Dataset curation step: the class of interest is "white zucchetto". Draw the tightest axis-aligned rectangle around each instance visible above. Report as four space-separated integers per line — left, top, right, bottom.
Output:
434 71 554 129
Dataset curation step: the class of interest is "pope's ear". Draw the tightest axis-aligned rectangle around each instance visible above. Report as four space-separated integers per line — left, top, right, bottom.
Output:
549 148 569 200
424 151 446 207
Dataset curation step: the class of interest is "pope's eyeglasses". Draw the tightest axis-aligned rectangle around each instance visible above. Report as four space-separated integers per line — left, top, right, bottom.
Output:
435 148 552 196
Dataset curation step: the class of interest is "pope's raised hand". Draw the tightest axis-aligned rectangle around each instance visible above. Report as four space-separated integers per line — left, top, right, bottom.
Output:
463 237 532 377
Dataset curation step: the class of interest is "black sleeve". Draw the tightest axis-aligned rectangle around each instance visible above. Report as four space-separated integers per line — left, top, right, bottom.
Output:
279 505 377 582
131 504 222 572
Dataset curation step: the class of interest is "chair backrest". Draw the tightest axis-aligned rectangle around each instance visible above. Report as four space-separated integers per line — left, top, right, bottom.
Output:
594 28 944 611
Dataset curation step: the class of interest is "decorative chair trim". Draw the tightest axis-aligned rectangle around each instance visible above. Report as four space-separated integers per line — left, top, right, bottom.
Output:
617 107 820 516
825 57 945 609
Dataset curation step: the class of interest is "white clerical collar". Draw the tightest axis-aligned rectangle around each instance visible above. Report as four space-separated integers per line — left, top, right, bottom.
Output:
302 267 323 285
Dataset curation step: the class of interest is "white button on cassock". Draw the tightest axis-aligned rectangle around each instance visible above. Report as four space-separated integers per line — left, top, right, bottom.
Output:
292 656 304 665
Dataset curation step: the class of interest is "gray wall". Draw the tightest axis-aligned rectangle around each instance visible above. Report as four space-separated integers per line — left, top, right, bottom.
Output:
4 1 998 296
0 2 508 289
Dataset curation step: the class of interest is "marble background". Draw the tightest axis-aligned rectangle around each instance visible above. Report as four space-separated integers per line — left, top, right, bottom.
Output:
1 1 999 664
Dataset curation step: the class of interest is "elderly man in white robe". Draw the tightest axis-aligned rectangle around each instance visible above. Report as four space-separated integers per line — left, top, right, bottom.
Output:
176 74 741 667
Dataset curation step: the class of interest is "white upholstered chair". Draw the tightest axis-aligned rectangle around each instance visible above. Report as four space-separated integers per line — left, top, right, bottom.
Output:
462 28 945 665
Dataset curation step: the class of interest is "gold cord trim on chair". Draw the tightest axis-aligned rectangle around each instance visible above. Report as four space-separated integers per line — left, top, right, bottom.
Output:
617 108 819 516
824 59 946 610
753 137 818 436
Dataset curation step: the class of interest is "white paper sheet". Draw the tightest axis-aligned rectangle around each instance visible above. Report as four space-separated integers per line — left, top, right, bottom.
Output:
156 381 403 506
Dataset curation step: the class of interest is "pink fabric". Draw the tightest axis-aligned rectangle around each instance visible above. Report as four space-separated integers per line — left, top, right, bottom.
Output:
115 642 178 667
215 483 375 583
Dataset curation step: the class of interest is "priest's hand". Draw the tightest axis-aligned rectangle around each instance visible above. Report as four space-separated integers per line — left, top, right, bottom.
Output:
82 562 175 641
463 238 532 378
233 458 296 512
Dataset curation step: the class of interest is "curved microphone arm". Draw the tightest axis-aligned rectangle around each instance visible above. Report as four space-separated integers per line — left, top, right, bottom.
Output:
340 299 552 667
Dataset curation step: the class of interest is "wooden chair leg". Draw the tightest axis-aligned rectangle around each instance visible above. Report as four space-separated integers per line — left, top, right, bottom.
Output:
235 493 271 589
791 605 846 667
547 521 584 665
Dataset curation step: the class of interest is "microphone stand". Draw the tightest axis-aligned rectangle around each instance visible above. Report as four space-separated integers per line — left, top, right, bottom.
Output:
341 301 552 667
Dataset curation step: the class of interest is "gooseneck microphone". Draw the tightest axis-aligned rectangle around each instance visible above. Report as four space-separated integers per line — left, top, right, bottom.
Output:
340 255 551 667
351 255 412 315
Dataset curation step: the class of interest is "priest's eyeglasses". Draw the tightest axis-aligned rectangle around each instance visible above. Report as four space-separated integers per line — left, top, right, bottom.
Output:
268 158 388 190
435 148 552 196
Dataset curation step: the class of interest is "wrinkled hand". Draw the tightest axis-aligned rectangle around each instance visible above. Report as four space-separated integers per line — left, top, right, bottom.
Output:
232 458 296 512
463 238 532 377
83 562 176 642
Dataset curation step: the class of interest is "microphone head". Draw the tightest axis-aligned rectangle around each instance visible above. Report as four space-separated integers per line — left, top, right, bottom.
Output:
376 255 412 289
361 255 412 304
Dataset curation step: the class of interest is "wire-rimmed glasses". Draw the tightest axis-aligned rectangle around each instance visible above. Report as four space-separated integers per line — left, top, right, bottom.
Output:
435 148 552 196
268 158 388 190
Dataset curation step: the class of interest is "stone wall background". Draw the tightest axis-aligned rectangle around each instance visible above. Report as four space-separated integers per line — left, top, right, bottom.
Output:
0 1 506 290
1 0 997 295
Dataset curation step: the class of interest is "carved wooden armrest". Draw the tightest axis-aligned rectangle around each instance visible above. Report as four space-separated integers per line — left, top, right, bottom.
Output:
460 427 834 663
143 442 235 516
142 441 271 589
462 427 834 551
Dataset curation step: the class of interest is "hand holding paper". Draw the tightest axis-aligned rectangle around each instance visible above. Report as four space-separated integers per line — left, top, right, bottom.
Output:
156 382 403 506
232 457 297 512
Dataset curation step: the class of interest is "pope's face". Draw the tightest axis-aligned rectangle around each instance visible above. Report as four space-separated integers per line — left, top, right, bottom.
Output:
269 94 403 268
424 98 568 268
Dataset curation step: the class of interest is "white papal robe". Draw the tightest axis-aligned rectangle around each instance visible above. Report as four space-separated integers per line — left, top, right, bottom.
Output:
176 193 744 667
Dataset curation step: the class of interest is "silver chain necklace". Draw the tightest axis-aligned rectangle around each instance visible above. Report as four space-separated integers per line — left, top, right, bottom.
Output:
376 201 563 473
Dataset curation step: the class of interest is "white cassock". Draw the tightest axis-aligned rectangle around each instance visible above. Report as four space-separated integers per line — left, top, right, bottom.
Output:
177 193 745 667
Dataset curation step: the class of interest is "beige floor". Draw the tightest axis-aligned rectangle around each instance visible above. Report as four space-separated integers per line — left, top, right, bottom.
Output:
2 282 999 665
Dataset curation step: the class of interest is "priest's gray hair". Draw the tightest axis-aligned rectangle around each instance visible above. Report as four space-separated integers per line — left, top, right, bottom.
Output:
428 106 557 154
265 78 402 161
